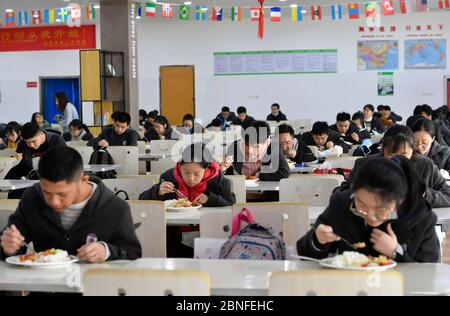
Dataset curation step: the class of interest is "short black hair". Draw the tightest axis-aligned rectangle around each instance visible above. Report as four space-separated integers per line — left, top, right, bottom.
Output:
311 121 329 135
243 121 270 145
377 105 385 111
421 104 433 116
406 115 423 129
147 110 158 120
180 143 214 169
155 115 169 126
221 106 230 112
5 121 21 136
411 118 436 138
113 112 131 125
38 146 83 183
237 106 247 114
277 124 295 137
210 119 222 127
139 109 147 118
363 104 375 112
336 112 351 122
383 105 391 111
21 122 42 140
183 114 195 122
69 119 83 130
271 103 280 109
382 125 414 153
352 111 365 123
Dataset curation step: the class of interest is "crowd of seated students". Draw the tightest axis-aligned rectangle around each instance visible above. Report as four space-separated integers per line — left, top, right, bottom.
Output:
1 102 448 265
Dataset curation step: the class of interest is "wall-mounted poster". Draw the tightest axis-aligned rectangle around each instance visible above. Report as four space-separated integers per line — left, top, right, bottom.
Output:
378 72 394 96
358 40 399 71
405 39 446 69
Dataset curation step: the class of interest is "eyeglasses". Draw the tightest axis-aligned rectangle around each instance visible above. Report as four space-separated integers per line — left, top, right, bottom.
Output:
350 199 396 223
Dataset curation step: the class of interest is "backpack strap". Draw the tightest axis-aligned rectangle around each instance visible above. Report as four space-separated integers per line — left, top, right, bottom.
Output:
115 190 130 200
230 207 255 237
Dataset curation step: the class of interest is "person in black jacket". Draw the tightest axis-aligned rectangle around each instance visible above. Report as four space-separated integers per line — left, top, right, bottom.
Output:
88 111 138 149
411 118 450 172
351 111 371 141
363 104 384 133
140 143 235 207
63 119 94 142
338 125 450 208
330 112 366 145
175 114 204 135
300 121 351 153
0 146 142 262
232 106 256 130
144 115 180 141
216 106 236 130
221 121 290 181
276 124 317 163
266 103 288 122
297 156 440 262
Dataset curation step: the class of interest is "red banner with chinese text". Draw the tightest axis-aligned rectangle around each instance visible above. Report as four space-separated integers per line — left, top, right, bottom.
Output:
0 25 96 52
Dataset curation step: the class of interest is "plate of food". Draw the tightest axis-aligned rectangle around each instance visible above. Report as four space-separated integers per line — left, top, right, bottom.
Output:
6 249 78 268
319 251 396 271
245 176 259 185
164 198 202 212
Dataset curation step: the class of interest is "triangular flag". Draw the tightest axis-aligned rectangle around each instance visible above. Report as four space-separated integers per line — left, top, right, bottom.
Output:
311 5 322 20
331 4 343 20
291 5 303 21
179 5 190 20
382 0 395 15
231 7 242 22
399 0 411 13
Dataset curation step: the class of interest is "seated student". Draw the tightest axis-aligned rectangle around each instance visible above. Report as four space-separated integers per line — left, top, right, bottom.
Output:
144 110 158 131
266 103 288 122
140 143 236 207
139 109 147 126
176 114 204 135
363 104 384 134
330 112 367 145
297 156 440 262
88 111 138 148
339 125 450 208
0 147 141 262
63 119 94 142
277 124 316 163
374 105 384 119
351 111 371 141
0 122 21 150
433 105 450 146
221 121 290 181
205 118 227 132
380 106 395 129
384 105 403 123
31 112 52 130
216 106 236 129
301 121 351 154
144 115 179 141
411 118 450 172
231 106 256 130
414 104 433 121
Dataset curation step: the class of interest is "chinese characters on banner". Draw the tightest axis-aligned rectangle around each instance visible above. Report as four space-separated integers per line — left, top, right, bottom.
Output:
0 25 96 52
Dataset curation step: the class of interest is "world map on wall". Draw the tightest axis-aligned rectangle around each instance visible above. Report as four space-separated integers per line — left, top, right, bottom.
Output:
357 40 399 71
405 39 447 69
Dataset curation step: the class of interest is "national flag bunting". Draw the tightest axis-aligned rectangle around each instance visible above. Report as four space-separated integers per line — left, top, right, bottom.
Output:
382 0 395 15
212 7 223 21
250 6 260 21
136 2 142 17
270 7 281 22
311 5 322 20
146 2 156 17
416 0 428 11
399 0 411 13
86 5 96 20
18 11 29 26
231 7 242 21
438 0 450 9
5 11 15 27
162 4 173 18
58 8 69 22
291 5 303 21
196 6 207 21
179 5 190 20
32 10 42 24
348 3 360 19
331 4 343 20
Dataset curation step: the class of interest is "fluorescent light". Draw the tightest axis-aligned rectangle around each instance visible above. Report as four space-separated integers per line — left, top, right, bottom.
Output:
56 18 62 22
33 14 39 18
184 1 192 5
93 5 100 9
5 9 13 13
301 10 307 13
290 4 297 7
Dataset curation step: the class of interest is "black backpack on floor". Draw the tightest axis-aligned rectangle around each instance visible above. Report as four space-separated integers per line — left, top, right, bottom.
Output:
88 148 117 179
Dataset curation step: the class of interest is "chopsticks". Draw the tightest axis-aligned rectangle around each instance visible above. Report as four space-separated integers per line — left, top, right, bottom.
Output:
161 179 191 201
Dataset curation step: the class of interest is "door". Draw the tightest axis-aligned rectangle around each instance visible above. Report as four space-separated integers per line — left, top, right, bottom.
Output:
160 66 195 126
41 77 80 124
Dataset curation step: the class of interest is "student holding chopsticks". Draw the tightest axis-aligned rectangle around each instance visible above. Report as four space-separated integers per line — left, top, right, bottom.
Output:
139 143 236 207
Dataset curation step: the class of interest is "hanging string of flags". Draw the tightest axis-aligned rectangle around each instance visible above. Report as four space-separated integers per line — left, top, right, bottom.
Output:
0 4 97 28
134 0 449 22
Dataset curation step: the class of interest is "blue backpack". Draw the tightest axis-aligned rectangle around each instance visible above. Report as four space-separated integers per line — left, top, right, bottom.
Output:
219 208 286 260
